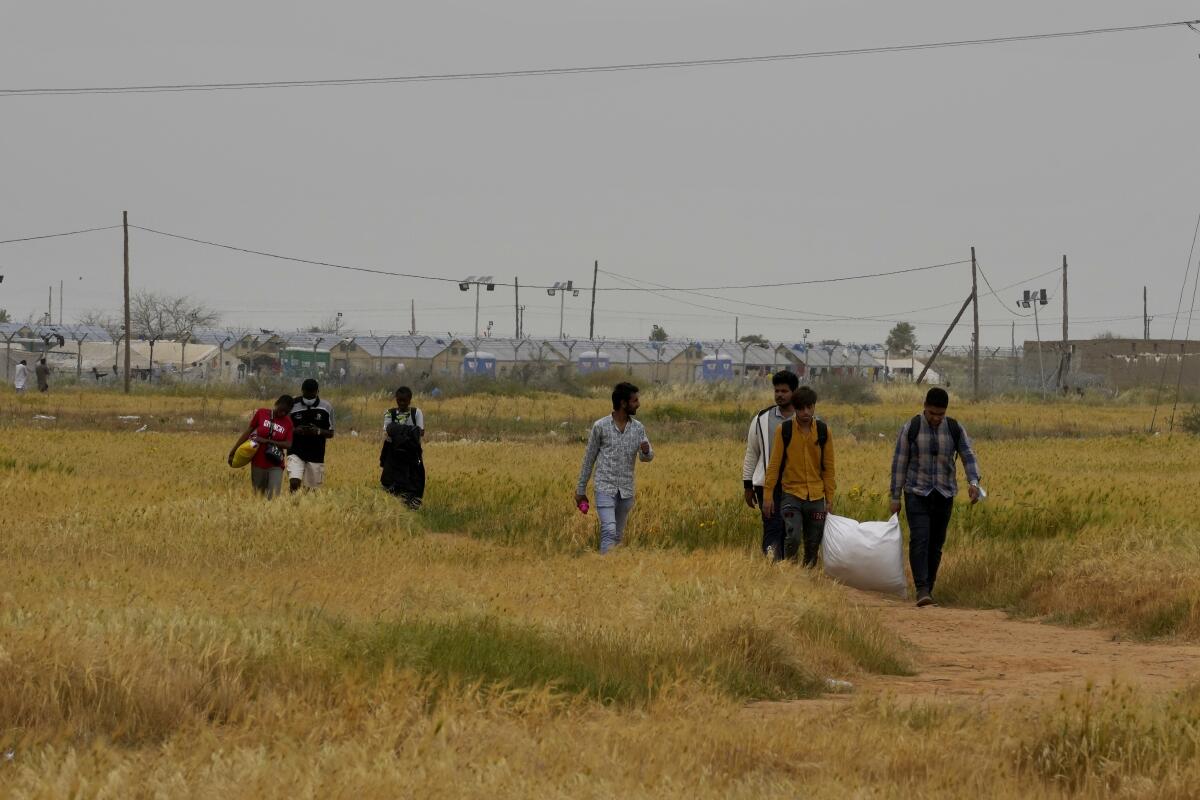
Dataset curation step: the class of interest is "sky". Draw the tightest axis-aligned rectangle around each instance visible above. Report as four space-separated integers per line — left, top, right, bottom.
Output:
1 1 1198 348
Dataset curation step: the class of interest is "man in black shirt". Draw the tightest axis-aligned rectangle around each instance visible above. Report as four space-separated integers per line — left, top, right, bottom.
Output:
288 378 335 493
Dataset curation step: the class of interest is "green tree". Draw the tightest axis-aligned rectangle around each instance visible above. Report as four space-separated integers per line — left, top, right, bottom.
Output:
885 323 917 356
738 333 768 346
650 324 669 342
0 308 9 324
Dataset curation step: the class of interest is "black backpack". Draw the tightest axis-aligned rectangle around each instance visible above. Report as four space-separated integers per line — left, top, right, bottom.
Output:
776 417 828 486
906 414 962 454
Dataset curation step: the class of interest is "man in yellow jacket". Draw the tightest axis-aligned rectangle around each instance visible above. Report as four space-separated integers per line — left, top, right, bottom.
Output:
761 386 836 567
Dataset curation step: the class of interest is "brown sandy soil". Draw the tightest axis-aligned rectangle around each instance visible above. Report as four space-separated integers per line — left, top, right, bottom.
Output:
838 590 1200 703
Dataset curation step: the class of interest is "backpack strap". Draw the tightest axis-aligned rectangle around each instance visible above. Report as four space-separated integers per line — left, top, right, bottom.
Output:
776 418 793 488
815 419 828 472
907 414 923 453
946 417 962 450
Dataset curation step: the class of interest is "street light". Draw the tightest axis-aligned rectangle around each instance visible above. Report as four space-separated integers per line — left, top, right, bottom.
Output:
546 280 579 339
459 276 495 336
1018 288 1049 397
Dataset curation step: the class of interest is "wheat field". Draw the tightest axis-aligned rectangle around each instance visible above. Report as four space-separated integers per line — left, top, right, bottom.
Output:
2 384 1199 798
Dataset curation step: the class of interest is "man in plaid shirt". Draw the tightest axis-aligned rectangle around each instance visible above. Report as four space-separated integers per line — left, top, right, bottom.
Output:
575 382 654 554
889 387 982 607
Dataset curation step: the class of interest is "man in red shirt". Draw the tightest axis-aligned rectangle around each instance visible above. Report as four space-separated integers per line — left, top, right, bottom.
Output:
228 394 295 499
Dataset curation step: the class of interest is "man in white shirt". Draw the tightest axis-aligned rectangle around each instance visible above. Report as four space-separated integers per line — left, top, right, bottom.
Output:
13 359 28 392
741 370 797 561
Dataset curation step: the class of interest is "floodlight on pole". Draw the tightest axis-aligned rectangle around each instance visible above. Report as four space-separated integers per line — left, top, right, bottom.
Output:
1017 286 1049 397
459 276 495 336
547 280 576 338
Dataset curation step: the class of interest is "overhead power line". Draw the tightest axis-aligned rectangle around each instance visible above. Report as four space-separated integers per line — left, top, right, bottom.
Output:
0 225 121 245
130 223 965 293
2 20 1196 98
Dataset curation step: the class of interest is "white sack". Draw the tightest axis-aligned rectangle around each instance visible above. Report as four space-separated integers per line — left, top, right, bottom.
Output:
822 513 908 598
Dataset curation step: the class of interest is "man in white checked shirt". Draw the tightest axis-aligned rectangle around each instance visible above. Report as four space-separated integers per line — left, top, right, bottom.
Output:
575 382 655 554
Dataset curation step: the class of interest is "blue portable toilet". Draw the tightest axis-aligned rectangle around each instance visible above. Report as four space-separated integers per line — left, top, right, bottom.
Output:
462 351 497 378
576 349 612 375
701 353 735 382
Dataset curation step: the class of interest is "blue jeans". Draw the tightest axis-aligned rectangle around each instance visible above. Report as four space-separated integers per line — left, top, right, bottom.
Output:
595 490 635 554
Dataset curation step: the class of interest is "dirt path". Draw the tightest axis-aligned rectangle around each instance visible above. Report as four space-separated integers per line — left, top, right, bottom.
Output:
843 590 1200 702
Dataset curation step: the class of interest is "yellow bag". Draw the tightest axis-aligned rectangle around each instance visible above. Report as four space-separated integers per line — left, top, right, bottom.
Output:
231 439 258 469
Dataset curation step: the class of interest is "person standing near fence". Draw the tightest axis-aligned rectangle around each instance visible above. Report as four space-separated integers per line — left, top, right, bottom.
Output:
761 386 835 567
889 387 983 608
13 359 28 393
575 382 654 554
35 358 50 393
742 370 798 561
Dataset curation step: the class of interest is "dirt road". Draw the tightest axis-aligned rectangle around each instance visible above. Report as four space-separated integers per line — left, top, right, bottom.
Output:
848 590 1200 702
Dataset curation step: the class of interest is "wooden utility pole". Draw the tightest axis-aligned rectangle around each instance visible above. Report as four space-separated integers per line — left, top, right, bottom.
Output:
123 211 131 393
588 260 598 340
514 276 521 338
734 316 739 342
971 247 980 396
918 291 975 385
1061 254 1069 389
410 299 416 335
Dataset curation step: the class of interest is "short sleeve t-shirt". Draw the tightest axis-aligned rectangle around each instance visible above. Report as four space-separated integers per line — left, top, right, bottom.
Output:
289 397 335 464
249 409 293 470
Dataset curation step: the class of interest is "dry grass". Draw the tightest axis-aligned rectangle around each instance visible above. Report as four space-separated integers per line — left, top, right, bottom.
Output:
3 385 1200 795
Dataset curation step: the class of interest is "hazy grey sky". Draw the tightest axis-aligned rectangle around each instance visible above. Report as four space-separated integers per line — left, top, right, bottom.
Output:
2 1 1198 347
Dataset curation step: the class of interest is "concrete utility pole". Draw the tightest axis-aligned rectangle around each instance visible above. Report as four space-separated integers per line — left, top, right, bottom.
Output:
588 261 598 340
1061 255 1069 390
971 246 980 396
1144 286 1150 340
123 211 131 394
514 276 520 338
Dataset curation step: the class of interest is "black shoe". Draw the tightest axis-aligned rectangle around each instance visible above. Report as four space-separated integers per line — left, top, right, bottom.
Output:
915 592 934 608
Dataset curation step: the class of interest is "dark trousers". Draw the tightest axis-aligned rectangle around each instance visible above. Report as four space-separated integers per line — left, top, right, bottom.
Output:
905 491 955 594
754 485 791 561
782 493 827 567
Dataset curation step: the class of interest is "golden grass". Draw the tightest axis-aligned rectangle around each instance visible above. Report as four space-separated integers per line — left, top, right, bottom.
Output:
4 386 1200 795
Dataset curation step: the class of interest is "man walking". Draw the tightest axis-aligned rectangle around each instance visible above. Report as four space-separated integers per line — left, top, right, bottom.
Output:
35 358 50 393
889 387 983 607
742 370 798 561
762 386 835 567
575 382 654 554
13 359 28 393
288 378 335 493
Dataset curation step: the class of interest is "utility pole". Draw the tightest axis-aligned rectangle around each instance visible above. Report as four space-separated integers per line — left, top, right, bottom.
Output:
588 260 598 340
514 276 521 338
971 246 980 396
1011 321 1018 387
410 299 416 335
1061 254 1069 390
47 285 52 325
1144 286 1150 340
735 316 739 342
123 211 131 394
